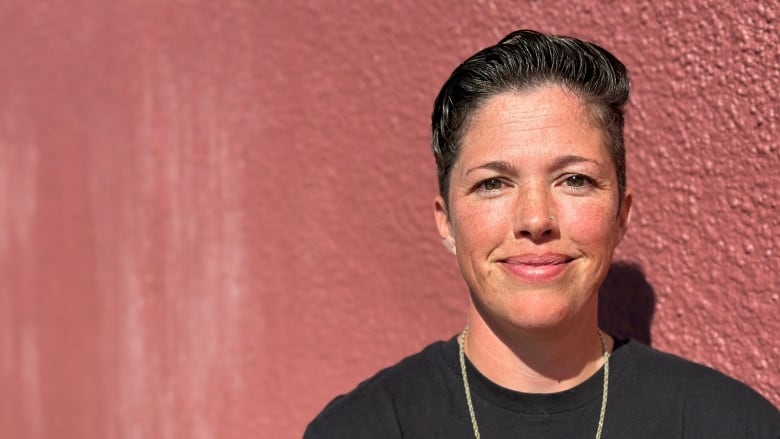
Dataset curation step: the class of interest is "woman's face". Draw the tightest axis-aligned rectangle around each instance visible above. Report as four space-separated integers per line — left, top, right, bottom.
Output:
435 86 631 331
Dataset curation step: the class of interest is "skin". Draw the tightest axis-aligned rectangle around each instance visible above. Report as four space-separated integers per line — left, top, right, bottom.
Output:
434 85 632 393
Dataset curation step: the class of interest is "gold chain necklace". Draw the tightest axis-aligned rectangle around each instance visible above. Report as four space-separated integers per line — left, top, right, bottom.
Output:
457 326 610 439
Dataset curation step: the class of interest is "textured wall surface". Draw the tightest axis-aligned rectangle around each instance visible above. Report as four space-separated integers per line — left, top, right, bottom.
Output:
1 1 777 438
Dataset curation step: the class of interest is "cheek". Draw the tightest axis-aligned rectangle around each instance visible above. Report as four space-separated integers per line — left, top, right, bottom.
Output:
452 199 513 248
560 200 620 249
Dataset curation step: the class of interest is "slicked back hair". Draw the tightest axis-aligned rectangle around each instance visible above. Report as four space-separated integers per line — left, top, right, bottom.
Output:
431 30 630 205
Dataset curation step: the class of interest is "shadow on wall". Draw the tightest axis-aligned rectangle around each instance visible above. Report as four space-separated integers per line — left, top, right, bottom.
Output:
599 262 656 345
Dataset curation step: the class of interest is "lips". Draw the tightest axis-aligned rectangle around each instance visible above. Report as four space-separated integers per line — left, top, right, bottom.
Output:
499 253 573 283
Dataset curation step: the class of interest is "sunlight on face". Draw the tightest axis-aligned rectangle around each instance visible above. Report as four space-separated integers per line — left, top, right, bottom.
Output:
435 85 632 332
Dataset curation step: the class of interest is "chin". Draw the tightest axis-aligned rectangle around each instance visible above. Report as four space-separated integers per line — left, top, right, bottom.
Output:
479 289 596 332
507 305 572 330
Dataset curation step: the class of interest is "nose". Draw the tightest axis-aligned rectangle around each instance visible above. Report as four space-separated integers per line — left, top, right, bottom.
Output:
514 185 556 240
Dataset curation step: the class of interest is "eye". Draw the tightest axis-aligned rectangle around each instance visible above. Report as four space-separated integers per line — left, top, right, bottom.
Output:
566 175 587 187
563 174 593 191
478 178 504 191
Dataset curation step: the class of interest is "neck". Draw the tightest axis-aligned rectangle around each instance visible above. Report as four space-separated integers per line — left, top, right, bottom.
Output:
464 306 612 393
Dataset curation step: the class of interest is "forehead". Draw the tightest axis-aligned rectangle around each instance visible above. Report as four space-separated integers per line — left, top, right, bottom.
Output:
458 86 609 164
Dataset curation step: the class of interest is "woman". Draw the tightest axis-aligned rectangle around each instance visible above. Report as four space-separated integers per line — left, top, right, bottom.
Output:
304 30 779 438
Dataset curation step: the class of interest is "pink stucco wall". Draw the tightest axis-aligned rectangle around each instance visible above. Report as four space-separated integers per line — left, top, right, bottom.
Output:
1 1 777 438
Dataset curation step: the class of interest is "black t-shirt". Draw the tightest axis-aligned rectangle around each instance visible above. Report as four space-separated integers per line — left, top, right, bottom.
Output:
304 337 779 438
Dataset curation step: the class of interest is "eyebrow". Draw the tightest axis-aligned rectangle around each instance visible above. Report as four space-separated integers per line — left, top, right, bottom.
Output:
465 155 603 175
465 161 515 175
552 154 603 170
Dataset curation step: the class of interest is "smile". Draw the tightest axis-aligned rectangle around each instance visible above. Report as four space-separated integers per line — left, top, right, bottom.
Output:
498 254 573 283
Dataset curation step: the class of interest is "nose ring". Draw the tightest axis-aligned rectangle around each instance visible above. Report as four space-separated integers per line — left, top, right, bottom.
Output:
548 215 555 221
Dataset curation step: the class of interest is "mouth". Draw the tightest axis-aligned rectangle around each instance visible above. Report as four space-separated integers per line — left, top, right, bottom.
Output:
498 253 574 283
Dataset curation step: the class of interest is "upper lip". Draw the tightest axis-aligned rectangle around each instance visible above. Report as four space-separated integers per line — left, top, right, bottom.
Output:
500 254 573 265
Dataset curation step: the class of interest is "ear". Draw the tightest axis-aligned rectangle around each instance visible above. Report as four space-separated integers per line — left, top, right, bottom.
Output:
615 189 633 244
434 195 457 255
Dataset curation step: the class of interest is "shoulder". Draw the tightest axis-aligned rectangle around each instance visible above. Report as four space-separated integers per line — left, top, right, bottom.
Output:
625 340 770 399
620 340 779 435
303 339 455 439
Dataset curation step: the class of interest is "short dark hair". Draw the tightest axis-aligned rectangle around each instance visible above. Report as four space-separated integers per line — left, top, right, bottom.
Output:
431 30 630 204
